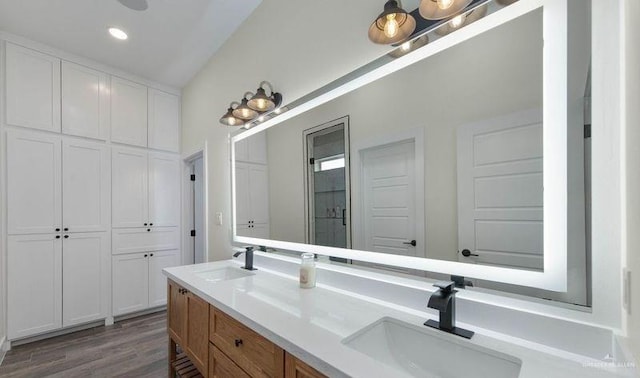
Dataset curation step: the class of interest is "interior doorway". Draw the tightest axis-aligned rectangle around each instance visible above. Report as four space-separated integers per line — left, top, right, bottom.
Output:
184 151 207 265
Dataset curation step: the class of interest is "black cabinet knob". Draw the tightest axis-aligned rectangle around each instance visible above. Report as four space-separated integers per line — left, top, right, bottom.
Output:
144 254 148 257
55 235 60 239
461 249 479 257
64 235 69 239
147 229 151 232
64 228 69 231
149 223 153 226
150 253 154 257
144 223 148 226
234 339 243 347
55 228 60 232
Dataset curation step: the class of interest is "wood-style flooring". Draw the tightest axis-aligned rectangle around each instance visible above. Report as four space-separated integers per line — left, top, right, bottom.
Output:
0 311 168 378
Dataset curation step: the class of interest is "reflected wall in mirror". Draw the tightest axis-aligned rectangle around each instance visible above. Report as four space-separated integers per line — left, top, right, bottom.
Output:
233 0 591 305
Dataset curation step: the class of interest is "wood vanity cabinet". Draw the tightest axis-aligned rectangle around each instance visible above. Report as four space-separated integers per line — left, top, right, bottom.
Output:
168 280 325 378
168 280 209 375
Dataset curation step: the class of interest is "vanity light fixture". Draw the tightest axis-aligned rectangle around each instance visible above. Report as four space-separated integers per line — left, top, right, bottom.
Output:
248 81 281 112
219 102 242 126
419 0 473 20
368 0 417 45
233 92 260 120
388 35 429 58
435 4 488 36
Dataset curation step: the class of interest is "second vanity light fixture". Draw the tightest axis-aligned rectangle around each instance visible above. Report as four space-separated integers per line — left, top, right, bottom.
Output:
369 0 495 46
219 81 283 127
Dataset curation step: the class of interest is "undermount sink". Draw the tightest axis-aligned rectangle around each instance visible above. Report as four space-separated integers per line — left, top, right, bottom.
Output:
195 266 254 282
343 317 522 378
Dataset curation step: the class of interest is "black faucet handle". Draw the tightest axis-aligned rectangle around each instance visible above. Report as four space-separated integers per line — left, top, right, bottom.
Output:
433 281 456 293
245 246 254 253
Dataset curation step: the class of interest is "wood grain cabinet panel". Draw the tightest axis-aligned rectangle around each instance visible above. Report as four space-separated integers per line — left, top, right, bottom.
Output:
209 344 251 378
167 280 187 345
186 292 210 374
210 308 284 378
285 353 327 378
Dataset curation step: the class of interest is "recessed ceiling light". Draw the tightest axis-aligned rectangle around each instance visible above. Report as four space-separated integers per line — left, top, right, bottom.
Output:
108 27 128 40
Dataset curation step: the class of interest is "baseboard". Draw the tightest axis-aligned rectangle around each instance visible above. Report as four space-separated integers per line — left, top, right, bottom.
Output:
114 306 166 323
10 320 104 347
0 336 7 366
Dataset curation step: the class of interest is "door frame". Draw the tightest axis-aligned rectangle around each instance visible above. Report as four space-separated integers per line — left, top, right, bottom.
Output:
351 127 425 257
182 148 208 265
302 116 352 248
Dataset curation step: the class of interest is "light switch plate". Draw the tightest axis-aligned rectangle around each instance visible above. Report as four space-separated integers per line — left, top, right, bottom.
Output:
623 268 631 314
216 212 223 226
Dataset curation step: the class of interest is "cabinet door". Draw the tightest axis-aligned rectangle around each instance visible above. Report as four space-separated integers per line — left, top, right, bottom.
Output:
63 139 110 232
112 148 148 228
248 132 268 164
111 76 148 147
252 224 270 239
148 89 180 152
61 61 109 140
7 131 62 235
112 253 149 315
148 152 180 227
8 234 62 339
234 138 249 162
112 227 179 255
285 353 327 378
185 292 209 375
5 43 61 132
235 163 250 226
148 250 181 307
62 232 109 327
249 164 270 224
168 280 187 345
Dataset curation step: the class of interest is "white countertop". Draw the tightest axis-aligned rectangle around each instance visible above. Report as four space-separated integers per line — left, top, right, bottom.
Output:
164 260 631 378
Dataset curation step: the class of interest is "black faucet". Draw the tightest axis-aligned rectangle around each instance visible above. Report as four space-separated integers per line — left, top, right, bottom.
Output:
424 281 474 339
233 246 257 271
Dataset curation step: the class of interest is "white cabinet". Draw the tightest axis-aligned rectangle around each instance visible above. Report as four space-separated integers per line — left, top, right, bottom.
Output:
235 132 267 164
112 148 149 228
61 61 110 140
237 223 270 239
5 43 61 132
7 234 62 339
62 139 110 233
112 148 180 228
112 249 180 315
149 152 181 227
112 253 149 315
235 162 270 232
62 232 109 327
7 131 62 235
112 227 179 255
148 89 180 152
111 76 148 147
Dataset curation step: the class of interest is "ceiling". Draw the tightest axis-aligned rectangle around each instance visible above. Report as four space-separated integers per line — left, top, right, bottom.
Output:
0 0 262 88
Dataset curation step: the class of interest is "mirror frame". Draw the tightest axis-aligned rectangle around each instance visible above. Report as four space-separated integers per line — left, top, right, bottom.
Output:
231 0 569 291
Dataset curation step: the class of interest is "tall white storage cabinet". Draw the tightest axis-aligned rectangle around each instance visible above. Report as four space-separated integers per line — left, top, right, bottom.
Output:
2 39 182 340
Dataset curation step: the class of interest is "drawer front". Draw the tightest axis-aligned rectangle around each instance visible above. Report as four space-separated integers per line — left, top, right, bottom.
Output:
112 227 179 254
285 353 327 378
210 308 284 378
210 344 251 378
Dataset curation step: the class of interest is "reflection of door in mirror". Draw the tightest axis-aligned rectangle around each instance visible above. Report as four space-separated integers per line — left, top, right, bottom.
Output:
235 132 270 239
304 118 351 249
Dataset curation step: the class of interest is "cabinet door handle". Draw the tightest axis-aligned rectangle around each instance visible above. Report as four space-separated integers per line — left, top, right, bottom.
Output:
147 229 151 232
55 228 60 232
144 254 148 257
150 253 154 257
64 235 69 239
55 235 60 239
461 249 479 257
149 223 154 226
234 339 243 347
144 223 148 226
64 227 69 231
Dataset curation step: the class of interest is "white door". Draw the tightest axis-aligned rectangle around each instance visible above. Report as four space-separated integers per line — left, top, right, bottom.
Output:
62 232 109 327
457 110 543 270
63 139 110 232
8 234 62 339
235 163 250 226
148 89 180 152
112 253 149 315
7 131 62 235
360 139 424 258
148 250 181 307
5 43 61 132
61 61 109 140
112 148 149 228
193 157 206 263
111 76 148 147
149 152 180 227
248 164 269 224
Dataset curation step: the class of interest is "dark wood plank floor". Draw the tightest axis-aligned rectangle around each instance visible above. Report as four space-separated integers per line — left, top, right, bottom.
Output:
0 311 168 378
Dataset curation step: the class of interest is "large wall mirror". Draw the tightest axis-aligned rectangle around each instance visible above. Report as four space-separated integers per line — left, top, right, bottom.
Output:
232 0 591 304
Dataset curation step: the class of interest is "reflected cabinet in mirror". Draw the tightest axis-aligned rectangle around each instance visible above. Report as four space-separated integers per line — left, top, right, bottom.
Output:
232 0 591 304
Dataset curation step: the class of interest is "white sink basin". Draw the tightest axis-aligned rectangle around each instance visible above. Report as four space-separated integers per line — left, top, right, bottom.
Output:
195 266 254 282
343 317 522 378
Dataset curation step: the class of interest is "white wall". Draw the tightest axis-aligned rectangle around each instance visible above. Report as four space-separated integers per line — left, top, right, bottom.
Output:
181 0 394 261
265 10 543 262
624 0 640 363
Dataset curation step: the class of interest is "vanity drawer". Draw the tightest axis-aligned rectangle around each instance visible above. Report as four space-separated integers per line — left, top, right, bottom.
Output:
210 307 284 378
209 343 251 378
112 227 179 254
